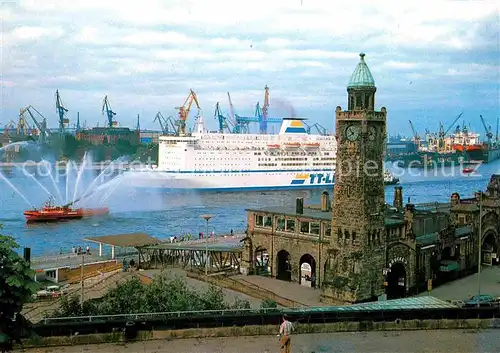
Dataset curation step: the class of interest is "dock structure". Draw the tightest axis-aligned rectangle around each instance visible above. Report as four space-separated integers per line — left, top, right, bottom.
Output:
138 235 245 273
84 232 161 259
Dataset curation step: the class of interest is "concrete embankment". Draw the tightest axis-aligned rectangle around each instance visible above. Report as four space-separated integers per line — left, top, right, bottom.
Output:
20 318 500 348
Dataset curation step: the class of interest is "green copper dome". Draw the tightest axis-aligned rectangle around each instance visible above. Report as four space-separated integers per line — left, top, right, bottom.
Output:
347 53 375 88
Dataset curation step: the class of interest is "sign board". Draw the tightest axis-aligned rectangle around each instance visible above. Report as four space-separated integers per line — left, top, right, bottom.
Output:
388 256 408 269
427 279 432 291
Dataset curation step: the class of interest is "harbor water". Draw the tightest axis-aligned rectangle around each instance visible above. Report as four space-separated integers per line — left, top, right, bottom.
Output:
1 160 499 256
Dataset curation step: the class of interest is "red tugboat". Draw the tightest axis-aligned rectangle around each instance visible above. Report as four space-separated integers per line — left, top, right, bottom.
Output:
24 198 109 223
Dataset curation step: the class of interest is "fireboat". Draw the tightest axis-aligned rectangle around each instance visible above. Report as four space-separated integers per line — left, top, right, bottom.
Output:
24 197 109 223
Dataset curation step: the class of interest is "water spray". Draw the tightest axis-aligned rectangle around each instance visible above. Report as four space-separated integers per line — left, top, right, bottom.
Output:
72 151 89 204
41 160 64 205
16 166 54 198
0 172 35 208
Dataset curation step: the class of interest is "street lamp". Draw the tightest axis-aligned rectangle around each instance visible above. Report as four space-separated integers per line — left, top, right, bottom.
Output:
200 214 214 277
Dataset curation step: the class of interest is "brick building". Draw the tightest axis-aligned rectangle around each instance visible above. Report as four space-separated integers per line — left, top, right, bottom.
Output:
241 53 494 304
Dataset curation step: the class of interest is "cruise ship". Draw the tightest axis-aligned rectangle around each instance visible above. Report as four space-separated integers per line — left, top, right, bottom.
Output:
129 116 399 191
131 117 337 191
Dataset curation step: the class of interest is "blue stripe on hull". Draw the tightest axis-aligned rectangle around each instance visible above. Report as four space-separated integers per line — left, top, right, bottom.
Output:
136 183 335 192
126 169 334 174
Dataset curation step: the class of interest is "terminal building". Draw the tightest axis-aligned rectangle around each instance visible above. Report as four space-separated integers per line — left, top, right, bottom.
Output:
241 53 500 304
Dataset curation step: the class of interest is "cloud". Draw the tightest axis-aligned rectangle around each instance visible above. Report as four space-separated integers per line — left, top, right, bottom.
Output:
0 0 498 136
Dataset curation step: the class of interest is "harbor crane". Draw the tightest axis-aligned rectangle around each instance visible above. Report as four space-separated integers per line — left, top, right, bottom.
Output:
303 121 329 135
176 89 201 136
214 102 233 133
21 106 50 144
408 120 421 146
55 90 69 132
260 85 270 134
437 112 463 152
480 114 493 147
17 109 31 137
154 111 177 135
102 95 117 128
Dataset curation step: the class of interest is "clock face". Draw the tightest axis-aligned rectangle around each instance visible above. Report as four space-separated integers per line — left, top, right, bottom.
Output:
345 125 360 141
368 126 377 141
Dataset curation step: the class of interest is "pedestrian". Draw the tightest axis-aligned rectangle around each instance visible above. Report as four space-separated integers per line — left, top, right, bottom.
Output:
72 246 75 254
78 246 82 255
210 230 215 237
278 315 294 353
86 246 90 255
230 229 233 235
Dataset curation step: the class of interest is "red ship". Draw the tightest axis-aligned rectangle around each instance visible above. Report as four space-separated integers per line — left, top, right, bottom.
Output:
24 198 109 223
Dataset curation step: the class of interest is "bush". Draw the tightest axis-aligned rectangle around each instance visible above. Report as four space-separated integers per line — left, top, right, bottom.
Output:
51 272 253 317
260 298 278 309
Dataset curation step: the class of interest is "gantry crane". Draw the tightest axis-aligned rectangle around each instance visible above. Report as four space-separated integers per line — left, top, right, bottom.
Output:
154 112 178 135
176 89 201 136
480 114 493 147
102 95 117 128
408 120 420 146
55 90 69 132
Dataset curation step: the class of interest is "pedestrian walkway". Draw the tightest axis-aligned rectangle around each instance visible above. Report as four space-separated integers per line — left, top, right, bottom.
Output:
231 275 325 307
419 266 500 301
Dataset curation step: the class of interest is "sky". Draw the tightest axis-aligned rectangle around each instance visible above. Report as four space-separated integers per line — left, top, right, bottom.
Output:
1 0 499 137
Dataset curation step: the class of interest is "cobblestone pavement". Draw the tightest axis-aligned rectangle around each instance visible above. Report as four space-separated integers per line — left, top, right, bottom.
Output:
20 329 500 352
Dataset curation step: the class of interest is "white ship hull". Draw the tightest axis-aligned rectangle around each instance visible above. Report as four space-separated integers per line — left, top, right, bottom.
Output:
126 170 335 191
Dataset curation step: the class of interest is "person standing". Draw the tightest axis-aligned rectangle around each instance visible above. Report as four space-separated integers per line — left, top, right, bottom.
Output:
278 315 294 353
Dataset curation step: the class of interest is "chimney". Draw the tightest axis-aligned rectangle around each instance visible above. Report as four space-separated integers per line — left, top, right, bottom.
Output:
321 191 330 212
393 186 403 210
296 197 304 215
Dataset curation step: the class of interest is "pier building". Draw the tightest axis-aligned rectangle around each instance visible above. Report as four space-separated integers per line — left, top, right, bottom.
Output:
241 53 500 304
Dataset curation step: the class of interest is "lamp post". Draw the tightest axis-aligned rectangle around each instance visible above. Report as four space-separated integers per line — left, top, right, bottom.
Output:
200 214 214 277
477 192 483 307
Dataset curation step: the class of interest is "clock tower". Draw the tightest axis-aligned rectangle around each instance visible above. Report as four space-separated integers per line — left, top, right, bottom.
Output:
322 53 387 304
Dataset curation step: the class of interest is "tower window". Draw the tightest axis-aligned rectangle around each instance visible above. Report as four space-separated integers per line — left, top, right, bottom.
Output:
356 94 362 107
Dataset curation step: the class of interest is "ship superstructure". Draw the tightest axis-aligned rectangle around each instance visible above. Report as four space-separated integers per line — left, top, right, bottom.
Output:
141 117 337 190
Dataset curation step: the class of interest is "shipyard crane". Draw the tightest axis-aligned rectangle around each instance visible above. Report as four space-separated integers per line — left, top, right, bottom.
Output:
102 95 117 128
75 112 81 133
176 89 201 136
260 85 270 134
436 112 463 152
22 106 50 144
55 90 69 132
303 121 329 135
4 120 16 137
154 111 177 135
480 114 493 147
17 109 31 137
214 102 233 133
235 102 283 134
408 120 420 146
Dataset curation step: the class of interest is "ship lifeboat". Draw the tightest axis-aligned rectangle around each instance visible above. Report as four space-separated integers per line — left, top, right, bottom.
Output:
267 144 280 149
283 142 301 148
303 142 320 149
462 167 474 174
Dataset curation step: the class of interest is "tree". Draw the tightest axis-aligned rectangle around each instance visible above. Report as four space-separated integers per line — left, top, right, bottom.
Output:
0 235 37 319
0 234 38 352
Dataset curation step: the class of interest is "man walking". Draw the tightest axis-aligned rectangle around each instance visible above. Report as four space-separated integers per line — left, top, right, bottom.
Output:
278 315 294 353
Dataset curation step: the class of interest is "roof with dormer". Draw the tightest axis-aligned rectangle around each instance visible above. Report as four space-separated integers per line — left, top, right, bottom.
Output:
347 53 376 88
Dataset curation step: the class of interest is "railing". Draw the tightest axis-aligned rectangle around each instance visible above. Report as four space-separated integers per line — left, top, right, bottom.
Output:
42 307 281 324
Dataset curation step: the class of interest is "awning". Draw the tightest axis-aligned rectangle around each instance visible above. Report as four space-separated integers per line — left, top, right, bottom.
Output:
440 261 459 272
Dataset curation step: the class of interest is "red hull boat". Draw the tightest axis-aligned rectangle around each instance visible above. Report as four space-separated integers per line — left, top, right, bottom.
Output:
24 199 109 223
